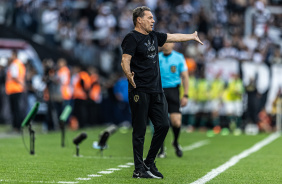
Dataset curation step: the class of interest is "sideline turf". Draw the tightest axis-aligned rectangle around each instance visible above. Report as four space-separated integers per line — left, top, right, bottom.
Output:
0 125 281 184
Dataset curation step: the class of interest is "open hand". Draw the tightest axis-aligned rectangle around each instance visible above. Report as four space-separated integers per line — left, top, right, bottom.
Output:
129 72 136 88
193 31 203 45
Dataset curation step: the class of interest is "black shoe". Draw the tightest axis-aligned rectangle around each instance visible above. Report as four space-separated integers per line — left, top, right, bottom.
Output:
143 162 163 179
132 168 154 178
172 142 183 157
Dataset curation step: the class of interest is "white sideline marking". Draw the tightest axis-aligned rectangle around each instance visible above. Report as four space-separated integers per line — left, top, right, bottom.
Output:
98 171 113 174
76 178 91 180
191 133 281 184
107 168 121 171
0 179 77 184
182 140 210 151
0 180 56 183
0 161 133 183
118 165 130 168
88 174 102 177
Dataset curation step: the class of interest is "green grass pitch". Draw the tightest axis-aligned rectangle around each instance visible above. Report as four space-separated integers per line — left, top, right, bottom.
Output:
0 125 282 184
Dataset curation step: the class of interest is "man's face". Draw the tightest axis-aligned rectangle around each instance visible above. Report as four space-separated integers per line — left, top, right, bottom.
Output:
57 59 66 68
162 43 174 54
139 11 155 33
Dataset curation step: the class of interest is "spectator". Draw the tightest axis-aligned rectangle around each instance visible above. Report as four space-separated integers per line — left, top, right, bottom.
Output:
26 64 37 112
57 58 72 108
253 1 272 38
258 108 272 132
223 73 244 130
195 71 210 130
218 39 238 59
75 16 91 42
271 89 282 130
74 39 99 67
245 76 259 124
269 45 282 64
93 5 116 40
118 8 134 37
88 66 102 125
209 24 225 53
181 70 197 132
196 6 209 35
43 59 61 131
58 22 76 51
212 0 228 25
72 64 91 128
5 50 26 132
176 0 195 29
243 33 259 52
41 2 59 46
113 74 131 126
209 72 225 129
253 48 264 63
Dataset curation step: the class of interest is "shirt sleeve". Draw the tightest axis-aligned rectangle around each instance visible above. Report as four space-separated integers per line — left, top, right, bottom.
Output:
180 55 188 73
154 31 167 47
121 34 137 56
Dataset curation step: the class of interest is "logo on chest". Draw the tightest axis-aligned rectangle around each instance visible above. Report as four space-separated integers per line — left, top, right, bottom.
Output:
144 40 156 61
170 66 177 73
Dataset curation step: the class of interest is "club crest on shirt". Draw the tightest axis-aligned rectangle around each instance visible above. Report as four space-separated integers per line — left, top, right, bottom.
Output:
170 66 176 73
144 40 156 60
134 95 139 102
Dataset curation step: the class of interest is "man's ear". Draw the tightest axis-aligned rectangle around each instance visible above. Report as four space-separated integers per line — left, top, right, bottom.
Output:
137 17 142 24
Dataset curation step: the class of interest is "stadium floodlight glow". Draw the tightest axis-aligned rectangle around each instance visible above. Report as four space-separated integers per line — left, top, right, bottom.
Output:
93 125 117 155
73 132 87 156
59 105 72 147
21 102 40 155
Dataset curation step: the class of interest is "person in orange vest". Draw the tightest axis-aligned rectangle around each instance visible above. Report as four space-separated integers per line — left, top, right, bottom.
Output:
72 64 91 128
185 55 197 74
88 66 101 125
57 58 72 107
5 50 26 132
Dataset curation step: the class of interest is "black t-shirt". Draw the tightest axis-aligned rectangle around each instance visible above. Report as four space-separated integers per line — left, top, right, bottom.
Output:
121 30 167 93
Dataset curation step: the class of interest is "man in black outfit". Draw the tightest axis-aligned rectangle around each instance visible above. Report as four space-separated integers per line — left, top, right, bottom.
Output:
121 6 203 179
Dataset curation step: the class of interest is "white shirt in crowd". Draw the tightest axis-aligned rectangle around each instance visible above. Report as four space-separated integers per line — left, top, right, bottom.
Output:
41 9 59 34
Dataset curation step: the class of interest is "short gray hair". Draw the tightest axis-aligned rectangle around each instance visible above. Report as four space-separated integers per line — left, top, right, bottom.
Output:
132 6 151 26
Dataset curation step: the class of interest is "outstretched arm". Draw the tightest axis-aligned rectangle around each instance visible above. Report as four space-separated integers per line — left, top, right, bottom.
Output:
121 54 136 88
166 31 203 45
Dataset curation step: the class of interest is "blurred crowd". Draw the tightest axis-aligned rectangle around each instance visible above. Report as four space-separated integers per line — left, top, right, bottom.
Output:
0 0 282 134
1 0 281 73
0 51 131 132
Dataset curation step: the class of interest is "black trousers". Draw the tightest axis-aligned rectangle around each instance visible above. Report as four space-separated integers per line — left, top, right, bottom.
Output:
9 93 24 130
129 90 169 169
